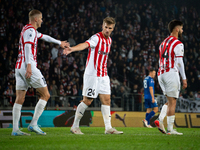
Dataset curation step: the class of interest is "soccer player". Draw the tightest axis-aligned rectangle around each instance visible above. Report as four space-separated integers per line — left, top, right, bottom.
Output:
63 17 123 134
142 68 158 128
154 20 187 135
12 9 69 136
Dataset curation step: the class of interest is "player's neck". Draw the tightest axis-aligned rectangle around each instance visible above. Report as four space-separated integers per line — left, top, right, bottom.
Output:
170 32 178 39
29 21 38 30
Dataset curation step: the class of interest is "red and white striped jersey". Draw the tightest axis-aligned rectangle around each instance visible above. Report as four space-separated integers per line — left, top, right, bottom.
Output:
158 36 184 76
15 24 43 69
85 32 112 77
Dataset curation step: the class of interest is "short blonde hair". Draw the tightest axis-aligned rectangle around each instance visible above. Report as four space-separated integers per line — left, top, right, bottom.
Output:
29 9 42 19
103 17 116 25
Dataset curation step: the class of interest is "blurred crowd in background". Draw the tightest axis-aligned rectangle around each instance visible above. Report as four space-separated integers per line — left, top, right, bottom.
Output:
0 0 200 109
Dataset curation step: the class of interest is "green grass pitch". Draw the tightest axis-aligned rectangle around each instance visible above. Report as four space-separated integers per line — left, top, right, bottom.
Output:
0 127 200 150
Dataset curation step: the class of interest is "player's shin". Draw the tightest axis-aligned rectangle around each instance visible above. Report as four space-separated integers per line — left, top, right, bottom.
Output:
167 115 175 132
72 102 88 128
12 103 22 132
101 105 112 130
30 99 47 125
158 104 168 122
146 111 155 125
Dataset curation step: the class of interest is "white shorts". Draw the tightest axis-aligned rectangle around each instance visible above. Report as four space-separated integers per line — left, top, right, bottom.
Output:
158 71 180 98
82 74 111 98
15 67 47 91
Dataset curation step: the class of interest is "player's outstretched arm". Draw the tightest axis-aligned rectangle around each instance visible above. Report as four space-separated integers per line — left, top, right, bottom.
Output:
40 34 69 48
63 42 89 56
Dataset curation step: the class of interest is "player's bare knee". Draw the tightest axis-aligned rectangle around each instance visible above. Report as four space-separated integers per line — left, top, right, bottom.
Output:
83 98 93 106
146 108 151 113
153 107 158 113
43 93 50 101
102 98 110 105
40 92 50 101
104 101 110 106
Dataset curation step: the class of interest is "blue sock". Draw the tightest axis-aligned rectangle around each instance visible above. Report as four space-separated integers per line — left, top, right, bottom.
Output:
146 111 155 125
145 113 149 120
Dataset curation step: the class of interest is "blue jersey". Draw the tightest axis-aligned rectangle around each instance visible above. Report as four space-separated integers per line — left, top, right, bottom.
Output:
143 76 154 99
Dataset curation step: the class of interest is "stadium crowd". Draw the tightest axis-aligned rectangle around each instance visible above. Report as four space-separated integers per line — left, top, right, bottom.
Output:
0 0 200 109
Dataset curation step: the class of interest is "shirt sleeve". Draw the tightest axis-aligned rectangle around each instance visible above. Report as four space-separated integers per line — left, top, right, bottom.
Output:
23 28 36 45
25 44 32 64
149 78 154 87
174 43 184 57
176 57 186 80
86 34 99 49
40 34 61 45
37 31 43 39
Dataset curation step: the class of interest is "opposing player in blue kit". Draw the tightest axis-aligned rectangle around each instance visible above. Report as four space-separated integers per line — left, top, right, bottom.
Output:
142 68 158 128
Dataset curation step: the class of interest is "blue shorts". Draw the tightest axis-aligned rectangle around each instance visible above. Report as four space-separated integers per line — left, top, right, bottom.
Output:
144 98 158 108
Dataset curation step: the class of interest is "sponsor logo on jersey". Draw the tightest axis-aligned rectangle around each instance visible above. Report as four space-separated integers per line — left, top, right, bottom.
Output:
98 50 109 56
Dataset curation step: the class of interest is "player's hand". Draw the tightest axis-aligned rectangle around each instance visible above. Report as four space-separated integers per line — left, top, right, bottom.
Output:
60 41 70 49
63 47 72 56
25 64 32 79
152 97 155 103
182 79 187 89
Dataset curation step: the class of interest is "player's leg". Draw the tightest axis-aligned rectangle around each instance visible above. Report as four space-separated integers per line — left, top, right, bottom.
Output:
143 107 151 127
145 112 149 121
143 99 151 127
154 102 168 133
99 94 123 134
12 90 31 136
158 102 168 122
28 86 50 135
30 86 50 125
12 69 30 136
71 74 96 134
99 94 112 130
146 108 158 125
99 76 122 134
165 97 182 135
154 74 167 133
145 100 151 120
166 96 178 133
70 96 93 134
165 96 182 135
165 72 182 135
12 91 25 133
27 68 49 135
146 101 158 127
